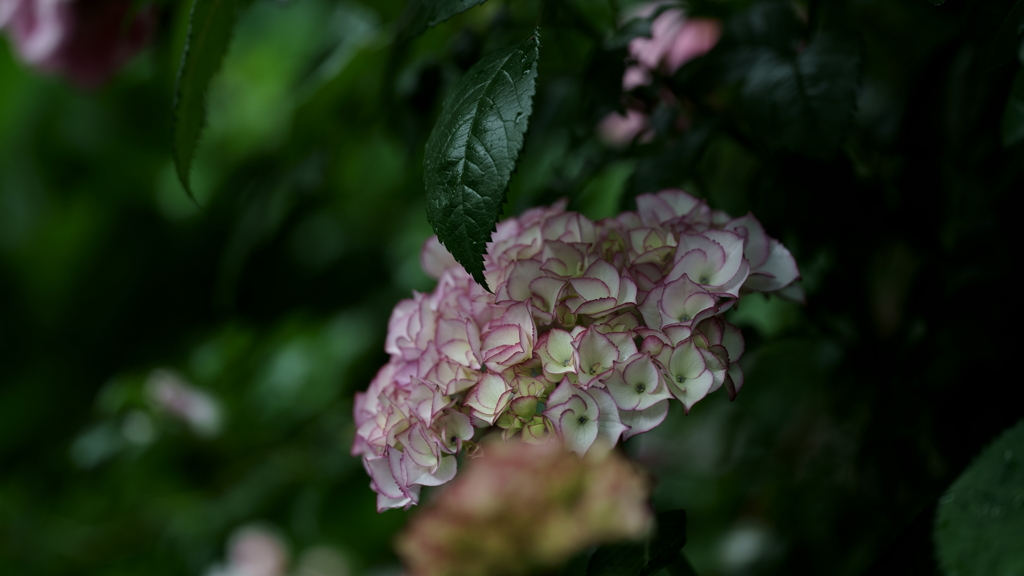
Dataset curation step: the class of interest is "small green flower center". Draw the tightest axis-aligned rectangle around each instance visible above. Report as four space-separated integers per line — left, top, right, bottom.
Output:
635 383 646 393
577 415 588 425
676 375 686 384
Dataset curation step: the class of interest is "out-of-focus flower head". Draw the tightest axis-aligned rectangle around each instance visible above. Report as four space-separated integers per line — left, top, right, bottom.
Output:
599 3 722 148
353 189 799 510
0 0 156 88
204 524 290 576
395 438 653 576
625 6 722 89
145 368 222 438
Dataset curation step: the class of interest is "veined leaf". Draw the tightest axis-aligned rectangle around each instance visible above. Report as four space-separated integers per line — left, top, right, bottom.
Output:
424 32 540 289
934 419 1024 575
737 31 860 159
397 0 489 44
172 0 248 200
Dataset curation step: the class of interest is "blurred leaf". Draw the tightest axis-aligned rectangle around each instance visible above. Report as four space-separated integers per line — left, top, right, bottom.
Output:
934 419 1024 575
738 31 860 159
587 510 688 576
173 0 249 200
424 32 540 288
1001 70 1024 146
576 160 635 220
605 3 681 50
963 0 1024 70
396 0 489 44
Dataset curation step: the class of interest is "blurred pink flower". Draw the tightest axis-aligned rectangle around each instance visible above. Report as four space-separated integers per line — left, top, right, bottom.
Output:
205 524 289 576
145 368 222 438
395 438 653 576
628 10 722 80
597 108 654 149
0 0 155 88
599 6 722 147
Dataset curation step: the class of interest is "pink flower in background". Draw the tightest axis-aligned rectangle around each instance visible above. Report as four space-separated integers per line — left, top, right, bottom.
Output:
598 5 722 148
395 439 653 576
205 524 289 576
353 189 800 511
627 9 722 86
0 0 155 88
146 368 222 438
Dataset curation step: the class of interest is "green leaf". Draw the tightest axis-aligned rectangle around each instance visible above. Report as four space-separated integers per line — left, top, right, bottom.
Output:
737 31 860 159
424 32 540 289
1001 70 1024 146
396 0 489 44
587 510 688 576
934 419 1024 576
172 0 248 200
691 2 859 159
962 0 1024 70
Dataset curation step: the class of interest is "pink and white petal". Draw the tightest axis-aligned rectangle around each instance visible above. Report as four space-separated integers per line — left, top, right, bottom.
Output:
464 373 511 424
574 297 618 316
726 214 770 268
583 260 621 293
711 259 750 299
666 248 709 284
727 363 745 399
638 285 666 329
545 377 576 408
620 401 670 440
616 275 639 306
721 321 745 361
497 259 543 303
745 239 800 292
558 409 599 456
540 329 578 375
589 387 628 451
365 456 405 500
420 236 459 280
605 369 643 411
415 454 458 486
570 277 613 301
670 369 715 412
528 275 567 313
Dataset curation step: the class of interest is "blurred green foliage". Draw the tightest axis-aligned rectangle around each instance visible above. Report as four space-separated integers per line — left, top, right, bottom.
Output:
934 419 1024 576
1 0 1022 575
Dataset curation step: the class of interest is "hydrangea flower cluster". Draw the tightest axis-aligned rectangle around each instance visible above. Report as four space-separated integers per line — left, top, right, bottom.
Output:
352 189 800 511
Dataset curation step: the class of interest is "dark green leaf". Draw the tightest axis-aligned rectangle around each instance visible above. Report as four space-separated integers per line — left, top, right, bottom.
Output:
424 32 540 288
934 419 1024 575
721 0 803 56
963 0 1023 70
172 0 248 200
396 0 489 44
586 510 688 576
736 32 860 159
1002 70 1024 146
